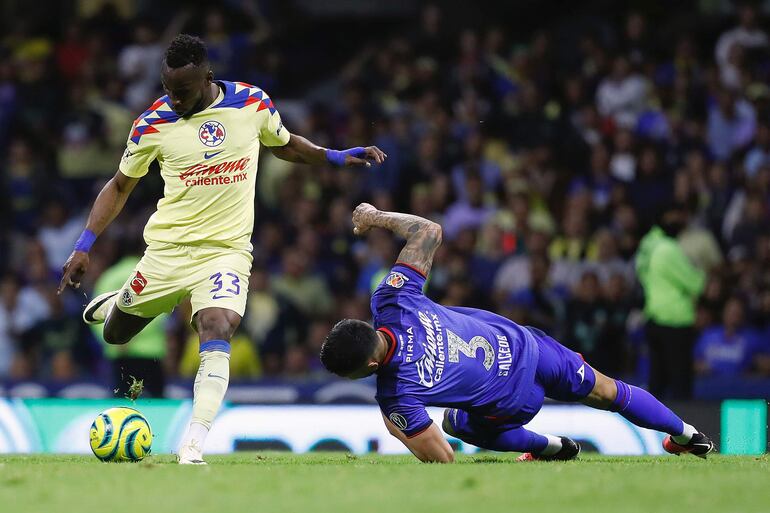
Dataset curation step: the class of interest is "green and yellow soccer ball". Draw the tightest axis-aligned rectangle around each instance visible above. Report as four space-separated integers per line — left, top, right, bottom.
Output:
89 407 152 462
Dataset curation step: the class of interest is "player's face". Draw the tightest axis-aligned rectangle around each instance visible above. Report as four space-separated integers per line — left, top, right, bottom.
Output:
161 63 212 117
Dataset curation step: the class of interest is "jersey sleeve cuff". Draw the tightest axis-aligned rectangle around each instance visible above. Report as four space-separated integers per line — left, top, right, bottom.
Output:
118 164 148 178
261 129 291 147
405 421 433 438
394 262 427 278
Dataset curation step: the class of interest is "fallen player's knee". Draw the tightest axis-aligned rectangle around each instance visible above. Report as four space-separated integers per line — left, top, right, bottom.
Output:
583 371 619 410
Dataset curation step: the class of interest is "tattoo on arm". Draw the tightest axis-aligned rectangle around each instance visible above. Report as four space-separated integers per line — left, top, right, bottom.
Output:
397 226 442 276
368 212 443 276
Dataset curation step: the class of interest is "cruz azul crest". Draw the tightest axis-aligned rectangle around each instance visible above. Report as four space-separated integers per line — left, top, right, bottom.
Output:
386 271 408 289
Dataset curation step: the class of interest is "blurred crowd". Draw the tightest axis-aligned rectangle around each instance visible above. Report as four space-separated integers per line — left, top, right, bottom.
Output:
0 1 769 397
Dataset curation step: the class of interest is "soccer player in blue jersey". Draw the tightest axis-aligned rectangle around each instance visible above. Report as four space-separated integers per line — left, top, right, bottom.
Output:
320 204 714 462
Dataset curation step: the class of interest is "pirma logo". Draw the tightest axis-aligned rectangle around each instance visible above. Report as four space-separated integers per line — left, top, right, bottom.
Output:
130 271 147 294
199 120 226 147
385 272 408 288
389 412 408 431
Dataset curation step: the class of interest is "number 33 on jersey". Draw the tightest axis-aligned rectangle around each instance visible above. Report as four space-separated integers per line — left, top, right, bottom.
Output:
117 245 251 321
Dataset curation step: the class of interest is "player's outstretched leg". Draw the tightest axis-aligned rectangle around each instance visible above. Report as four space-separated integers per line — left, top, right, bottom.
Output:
88 293 155 345
582 370 715 458
177 307 239 465
442 408 580 461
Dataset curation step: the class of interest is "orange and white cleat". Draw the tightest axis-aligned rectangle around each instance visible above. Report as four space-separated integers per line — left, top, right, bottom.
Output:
662 432 715 459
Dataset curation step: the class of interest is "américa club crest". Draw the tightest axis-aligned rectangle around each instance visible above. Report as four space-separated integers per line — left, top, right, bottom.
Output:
199 120 226 147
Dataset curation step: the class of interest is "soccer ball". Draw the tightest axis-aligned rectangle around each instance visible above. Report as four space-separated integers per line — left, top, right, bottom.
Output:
89 407 153 462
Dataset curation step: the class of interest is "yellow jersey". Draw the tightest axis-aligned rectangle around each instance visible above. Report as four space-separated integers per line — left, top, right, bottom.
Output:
118 80 290 250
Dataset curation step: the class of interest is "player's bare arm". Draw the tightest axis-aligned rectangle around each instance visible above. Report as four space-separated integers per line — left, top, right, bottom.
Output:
352 203 443 276
382 414 454 463
269 133 387 167
58 171 140 294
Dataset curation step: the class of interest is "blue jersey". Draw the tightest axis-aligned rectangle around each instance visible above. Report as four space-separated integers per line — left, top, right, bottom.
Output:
372 263 540 437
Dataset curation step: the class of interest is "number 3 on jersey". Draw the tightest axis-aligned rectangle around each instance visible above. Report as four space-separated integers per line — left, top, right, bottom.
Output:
209 272 241 300
447 330 495 370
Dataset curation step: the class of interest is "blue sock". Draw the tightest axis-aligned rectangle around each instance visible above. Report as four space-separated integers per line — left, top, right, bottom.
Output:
611 380 684 436
486 426 549 453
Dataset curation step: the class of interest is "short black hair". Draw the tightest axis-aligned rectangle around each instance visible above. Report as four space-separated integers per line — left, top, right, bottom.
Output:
320 319 378 376
164 34 208 69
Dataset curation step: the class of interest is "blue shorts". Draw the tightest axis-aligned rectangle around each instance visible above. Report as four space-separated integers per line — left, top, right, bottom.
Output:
448 327 596 440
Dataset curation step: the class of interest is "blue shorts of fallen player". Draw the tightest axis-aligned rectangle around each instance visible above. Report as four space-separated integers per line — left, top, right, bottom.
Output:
449 327 597 438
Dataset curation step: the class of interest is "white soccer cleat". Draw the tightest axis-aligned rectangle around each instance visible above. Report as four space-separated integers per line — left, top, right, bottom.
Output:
177 440 207 465
82 291 119 325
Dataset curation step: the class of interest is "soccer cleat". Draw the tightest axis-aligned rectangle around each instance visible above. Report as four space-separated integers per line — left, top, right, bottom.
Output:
662 432 715 459
83 291 118 325
177 440 207 465
517 436 581 462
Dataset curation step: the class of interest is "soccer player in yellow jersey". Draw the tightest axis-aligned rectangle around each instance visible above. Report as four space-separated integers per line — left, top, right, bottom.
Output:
57 35 386 464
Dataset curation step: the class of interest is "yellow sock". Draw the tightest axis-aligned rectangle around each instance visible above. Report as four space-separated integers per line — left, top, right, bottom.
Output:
192 349 230 429
181 344 230 451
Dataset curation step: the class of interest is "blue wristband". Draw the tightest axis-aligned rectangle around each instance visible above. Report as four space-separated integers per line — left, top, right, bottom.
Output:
74 229 97 253
326 147 366 166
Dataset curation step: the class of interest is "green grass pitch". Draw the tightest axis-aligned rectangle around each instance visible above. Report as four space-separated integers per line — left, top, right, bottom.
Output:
1 453 767 513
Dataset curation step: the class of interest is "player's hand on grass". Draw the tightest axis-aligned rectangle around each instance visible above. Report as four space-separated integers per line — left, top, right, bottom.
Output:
353 202 379 235
344 146 387 168
58 251 89 294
